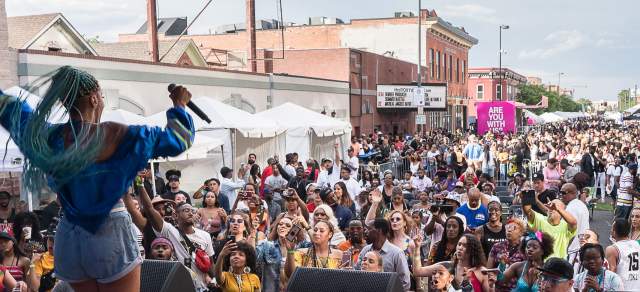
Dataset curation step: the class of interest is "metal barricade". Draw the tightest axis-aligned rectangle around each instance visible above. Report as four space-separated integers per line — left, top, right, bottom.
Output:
358 156 409 180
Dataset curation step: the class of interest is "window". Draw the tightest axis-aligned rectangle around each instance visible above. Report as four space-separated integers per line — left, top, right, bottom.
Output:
449 55 453 81
496 84 502 100
436 51 441 80
429 49 435 79
443 53 447 81
456 58 460 83
462 60 466 83
477 85 484 100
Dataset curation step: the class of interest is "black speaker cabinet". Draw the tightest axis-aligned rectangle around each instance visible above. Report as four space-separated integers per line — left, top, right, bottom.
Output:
140 260 195 292
287 267 403 292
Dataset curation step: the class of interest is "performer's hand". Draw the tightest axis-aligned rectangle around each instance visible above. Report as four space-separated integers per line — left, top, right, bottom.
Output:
169 85 192 108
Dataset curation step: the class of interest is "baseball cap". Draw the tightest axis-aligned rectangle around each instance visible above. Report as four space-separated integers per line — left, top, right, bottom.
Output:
151 196 175 206
629 163 638 170
319 187 334 202
455 181 464 188
532 172 544 181
306 183 319 193
536 257 573 280
0 232 15 243
165 169 181 180
513 172 524 178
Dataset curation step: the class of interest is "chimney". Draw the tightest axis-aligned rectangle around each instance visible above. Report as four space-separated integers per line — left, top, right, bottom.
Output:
146 0 159 62
246 0 257 72
0 0 18 89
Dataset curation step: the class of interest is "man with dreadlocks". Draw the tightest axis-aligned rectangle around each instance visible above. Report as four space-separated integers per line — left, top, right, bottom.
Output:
0 66 195 291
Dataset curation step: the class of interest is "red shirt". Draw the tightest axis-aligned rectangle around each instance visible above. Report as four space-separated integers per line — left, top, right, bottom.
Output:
307 202 317 213
259 167 273 198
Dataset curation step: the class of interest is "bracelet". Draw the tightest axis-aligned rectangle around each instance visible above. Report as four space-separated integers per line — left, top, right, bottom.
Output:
287 250 296 254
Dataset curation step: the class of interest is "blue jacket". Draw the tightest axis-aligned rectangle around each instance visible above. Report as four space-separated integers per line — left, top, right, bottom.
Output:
0 91 194 233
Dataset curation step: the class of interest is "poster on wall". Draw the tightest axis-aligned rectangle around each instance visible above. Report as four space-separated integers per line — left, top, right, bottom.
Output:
376 85 447 110
476 101 516 135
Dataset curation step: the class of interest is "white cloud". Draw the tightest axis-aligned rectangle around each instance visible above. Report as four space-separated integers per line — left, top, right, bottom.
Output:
6 0 145 41
438 4 499 24
518 30 588 59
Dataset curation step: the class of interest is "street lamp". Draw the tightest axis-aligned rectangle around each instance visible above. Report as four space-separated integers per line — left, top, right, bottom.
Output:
498 25 509 100
558 72 565 95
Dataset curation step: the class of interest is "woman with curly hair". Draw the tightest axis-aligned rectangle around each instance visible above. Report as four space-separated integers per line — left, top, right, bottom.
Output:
215 240 261 292
500 231 555 292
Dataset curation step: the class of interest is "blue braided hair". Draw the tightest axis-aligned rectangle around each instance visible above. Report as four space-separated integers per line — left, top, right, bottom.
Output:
3 66 104 194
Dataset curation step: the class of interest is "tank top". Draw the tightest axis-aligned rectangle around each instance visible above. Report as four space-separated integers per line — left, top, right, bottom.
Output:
469 271 483 292
6 256 23 282
615 239 640 290
513 261 539 292
481 224 506 258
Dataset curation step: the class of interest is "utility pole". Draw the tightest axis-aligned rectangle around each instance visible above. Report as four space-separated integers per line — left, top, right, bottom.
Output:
146 0 159 62
498 25 509 100
417 0 424 134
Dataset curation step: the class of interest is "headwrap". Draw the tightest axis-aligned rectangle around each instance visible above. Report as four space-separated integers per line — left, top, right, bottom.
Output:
151 237 174 250
526 231 543 242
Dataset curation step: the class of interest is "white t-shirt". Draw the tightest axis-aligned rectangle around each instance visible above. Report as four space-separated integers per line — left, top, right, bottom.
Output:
606 164 623 187
155 222 215 287
341 177 362 203
565 199 590 254
348 156 359 179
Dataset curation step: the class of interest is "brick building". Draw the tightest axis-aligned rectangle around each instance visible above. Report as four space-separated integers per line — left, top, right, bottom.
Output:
467 67 527 121
120 9 478 135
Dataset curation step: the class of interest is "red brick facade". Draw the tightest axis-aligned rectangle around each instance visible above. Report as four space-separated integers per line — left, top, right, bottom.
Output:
120 9 475 135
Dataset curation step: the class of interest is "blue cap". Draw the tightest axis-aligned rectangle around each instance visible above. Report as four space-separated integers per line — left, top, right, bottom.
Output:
629 163 638 170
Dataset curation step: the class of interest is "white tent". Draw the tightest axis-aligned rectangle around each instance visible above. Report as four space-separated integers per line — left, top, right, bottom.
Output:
255 102 352 163
523 109 544 125
539 112 564 123
625 104 640 115
100 109 146 125
148 97 285 178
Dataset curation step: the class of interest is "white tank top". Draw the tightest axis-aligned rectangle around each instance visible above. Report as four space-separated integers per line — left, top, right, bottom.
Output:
615 239 640 290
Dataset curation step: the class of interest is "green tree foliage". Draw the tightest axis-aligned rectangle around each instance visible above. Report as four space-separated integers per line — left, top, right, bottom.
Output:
516 84 581 114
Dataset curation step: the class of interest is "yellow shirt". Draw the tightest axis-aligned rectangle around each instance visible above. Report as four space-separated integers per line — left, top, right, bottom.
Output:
293 249 342 269
220 272 261 292
34 252 54 277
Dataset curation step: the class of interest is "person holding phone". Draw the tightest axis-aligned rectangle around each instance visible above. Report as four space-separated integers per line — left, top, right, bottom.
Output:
256 214 303 292
573 243 624 292
215 241 261 292
523 198 577 259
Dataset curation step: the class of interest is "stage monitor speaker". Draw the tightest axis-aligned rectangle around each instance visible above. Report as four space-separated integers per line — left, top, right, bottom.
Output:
287 267 403 292
140 260 195 292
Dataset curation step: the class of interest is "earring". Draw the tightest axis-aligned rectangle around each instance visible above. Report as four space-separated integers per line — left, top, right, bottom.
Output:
244 266 251 274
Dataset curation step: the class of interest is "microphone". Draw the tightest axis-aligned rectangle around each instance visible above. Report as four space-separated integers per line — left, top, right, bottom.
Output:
167 84 212 124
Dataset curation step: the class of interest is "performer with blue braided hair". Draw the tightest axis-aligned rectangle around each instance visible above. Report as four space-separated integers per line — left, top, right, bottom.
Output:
0 66 195 291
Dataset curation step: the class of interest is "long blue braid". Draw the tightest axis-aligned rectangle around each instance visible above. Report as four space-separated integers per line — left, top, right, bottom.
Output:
1 66 104 194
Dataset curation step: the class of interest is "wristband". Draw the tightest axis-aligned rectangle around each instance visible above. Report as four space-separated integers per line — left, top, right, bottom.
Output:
287 249 296 254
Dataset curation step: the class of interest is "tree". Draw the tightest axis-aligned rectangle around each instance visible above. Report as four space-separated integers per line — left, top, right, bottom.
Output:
516 84 581 114
618 89 634 111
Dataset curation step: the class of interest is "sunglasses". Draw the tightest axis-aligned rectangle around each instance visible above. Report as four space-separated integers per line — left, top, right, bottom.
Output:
488 208 501 213
278 222 293 228
229 218 244 224
559 190 568 195
390 217 403 223
537 274 571 285
578 233 591 240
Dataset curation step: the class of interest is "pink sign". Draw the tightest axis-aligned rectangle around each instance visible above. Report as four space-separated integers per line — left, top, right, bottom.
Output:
476 101 516 135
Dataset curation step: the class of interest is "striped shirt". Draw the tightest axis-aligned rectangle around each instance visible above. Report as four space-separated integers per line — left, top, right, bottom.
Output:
617 170 634 206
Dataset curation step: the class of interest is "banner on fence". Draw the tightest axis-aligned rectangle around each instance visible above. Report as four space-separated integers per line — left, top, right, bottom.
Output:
476 101 516 135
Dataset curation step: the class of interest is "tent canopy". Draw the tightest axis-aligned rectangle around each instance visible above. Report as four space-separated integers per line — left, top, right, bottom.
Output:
255 102 351 137
148 97 283 138
100 109 146 125
625 104 640 115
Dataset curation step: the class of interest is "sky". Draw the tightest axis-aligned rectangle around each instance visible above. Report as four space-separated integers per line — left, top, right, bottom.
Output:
6 0 640 101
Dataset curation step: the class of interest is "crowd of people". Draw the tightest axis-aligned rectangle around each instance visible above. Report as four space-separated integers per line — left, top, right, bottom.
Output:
1 66 640 292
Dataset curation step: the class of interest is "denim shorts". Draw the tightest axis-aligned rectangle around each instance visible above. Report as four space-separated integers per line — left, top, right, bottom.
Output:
54 204 143 284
